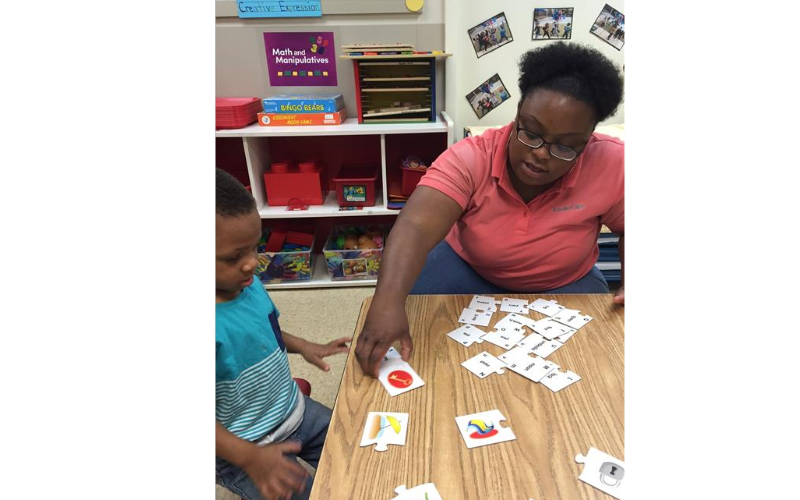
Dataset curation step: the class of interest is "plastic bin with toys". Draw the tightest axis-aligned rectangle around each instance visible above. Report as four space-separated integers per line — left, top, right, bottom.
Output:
323 225 386 281
332 165 379 208
255 226 315 283
399 155 428 197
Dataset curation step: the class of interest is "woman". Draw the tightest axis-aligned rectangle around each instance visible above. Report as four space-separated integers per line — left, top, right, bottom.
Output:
355 44 624 377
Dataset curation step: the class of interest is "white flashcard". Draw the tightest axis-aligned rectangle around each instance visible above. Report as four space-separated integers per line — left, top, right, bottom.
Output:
498 345 534 366
378 347 425 397
541 368 582 392
522 335 564 358
495 312 538 331
455 409 516 449
360 412 408 452
392 483 443 500
461 351 506 378
459 307 493 327
446 324 486 347
552 309 594 330
517 333 546 351
500 297 529 314
527 298 565 317
555 329 577 343
481 325 526 350
499 347 560 382
575 447 626 499
469 295 500 312
532 318 577 339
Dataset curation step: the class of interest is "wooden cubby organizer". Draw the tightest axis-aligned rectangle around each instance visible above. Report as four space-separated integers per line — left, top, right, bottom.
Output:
342 53 451 123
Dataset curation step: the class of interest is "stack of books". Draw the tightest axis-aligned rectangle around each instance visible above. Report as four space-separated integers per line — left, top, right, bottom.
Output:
387 179 410 210
257 94 346 126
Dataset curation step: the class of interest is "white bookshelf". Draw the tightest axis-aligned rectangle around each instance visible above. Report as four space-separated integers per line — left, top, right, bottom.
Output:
215 115 451 138
217 111 454 289
258 190 397 219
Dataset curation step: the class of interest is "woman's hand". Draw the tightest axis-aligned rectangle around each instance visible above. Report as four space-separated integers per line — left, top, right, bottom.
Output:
355 299 413 378
613 285 624 305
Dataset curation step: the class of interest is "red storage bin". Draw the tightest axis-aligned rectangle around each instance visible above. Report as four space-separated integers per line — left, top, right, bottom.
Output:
332 165 378 207
400 166 427 197
400 155 428 197
263 161 325 206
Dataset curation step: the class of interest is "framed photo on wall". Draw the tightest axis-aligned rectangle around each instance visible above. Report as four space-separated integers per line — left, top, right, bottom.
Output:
532 8 574 40
466 74 512 119
468 12 514 58
590 4 625 50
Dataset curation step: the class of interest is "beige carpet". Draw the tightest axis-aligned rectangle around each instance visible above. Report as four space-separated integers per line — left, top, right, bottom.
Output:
216 286 374 499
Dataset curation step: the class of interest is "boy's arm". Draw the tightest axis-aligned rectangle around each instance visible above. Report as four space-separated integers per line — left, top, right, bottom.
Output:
282 331 352 372
282 332 311 355
216 421 308 498
216 420 259 467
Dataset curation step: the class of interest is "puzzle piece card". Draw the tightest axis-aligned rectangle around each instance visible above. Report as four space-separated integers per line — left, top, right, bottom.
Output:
517 333 546 351
498 345 535 366
552 309 594 330
459 307 493 327
392 483 443 500
360 412 408 452
446 324 486 347
494 312 538 331
541 368 582 392
555 329 577 343
527 337 564 358
468 295 500 312
378 347 425 396
527 298 565 317
532 318 577 339
461 351 506 379
575 447 626 499
455 409 516 449
499 347 560 382
480 325 527 350
500 297 529 314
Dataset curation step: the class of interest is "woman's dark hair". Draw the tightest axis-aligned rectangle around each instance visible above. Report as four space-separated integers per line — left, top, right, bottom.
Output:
518 43 624 123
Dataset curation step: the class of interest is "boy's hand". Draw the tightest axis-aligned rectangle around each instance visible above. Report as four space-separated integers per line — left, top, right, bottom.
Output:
241 441 309 500
301 337 352 371
613 285 625 306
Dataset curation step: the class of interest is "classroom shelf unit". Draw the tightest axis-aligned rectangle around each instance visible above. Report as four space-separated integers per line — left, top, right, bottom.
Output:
216 112 454 290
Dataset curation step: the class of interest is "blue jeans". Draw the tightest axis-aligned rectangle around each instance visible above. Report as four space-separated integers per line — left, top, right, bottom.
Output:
216 396 331 500
409 241 609 295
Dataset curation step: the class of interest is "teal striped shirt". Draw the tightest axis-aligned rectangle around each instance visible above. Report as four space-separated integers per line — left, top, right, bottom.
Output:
216 277 298 441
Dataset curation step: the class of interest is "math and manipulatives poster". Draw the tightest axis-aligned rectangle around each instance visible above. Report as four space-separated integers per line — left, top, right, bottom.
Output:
263 32 337 86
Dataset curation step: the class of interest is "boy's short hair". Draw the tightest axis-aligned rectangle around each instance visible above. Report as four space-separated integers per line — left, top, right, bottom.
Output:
216 168 257 217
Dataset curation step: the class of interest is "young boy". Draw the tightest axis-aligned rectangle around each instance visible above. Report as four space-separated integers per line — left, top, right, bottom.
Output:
215 168 351 500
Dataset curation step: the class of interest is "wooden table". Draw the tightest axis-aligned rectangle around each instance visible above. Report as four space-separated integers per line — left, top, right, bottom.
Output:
310 294 624 500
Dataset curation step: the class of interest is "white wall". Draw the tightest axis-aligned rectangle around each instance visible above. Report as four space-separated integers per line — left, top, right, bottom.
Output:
444 0 625 138
216 0 446 120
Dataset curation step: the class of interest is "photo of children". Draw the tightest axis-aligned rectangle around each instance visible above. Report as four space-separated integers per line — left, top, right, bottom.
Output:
532 8 574 40
590 4 625 50
466 74 512 119
468 12 514 58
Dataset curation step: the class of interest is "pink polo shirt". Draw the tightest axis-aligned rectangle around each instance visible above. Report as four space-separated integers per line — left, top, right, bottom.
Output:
417 122 624 291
